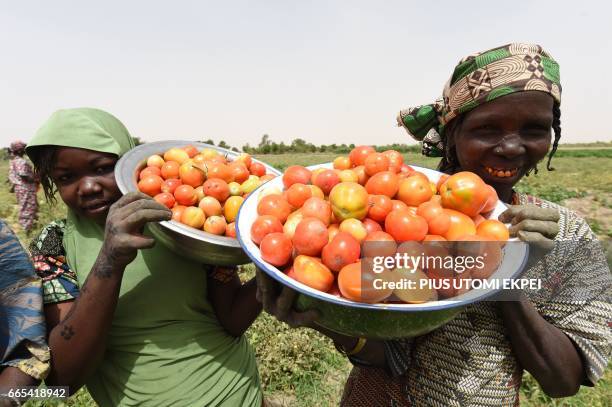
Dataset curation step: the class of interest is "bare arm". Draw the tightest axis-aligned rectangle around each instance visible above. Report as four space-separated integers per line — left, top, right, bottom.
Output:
0 367 38 406
43 192 172 394
208 268 262 337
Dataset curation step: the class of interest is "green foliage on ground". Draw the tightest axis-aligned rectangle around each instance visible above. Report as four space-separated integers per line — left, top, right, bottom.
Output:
1 153 610 407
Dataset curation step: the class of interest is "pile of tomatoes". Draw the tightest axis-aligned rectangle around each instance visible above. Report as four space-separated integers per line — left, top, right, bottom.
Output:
250 145 510 304
137 145 276 237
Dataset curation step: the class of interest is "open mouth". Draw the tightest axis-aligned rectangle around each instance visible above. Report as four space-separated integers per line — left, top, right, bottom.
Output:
483 166 519 178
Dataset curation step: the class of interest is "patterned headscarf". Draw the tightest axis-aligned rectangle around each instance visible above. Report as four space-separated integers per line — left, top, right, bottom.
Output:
397 43 562 157
9 140 27 155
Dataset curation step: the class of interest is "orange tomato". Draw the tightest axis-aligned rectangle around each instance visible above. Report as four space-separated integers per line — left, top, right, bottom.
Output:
481 184 499 214
195 185 206 202
382 150 403 173
364 153 390 176
260 174 276 183
338 169 359 183
397 175 433 206
417 201 450 236
171 205 187 222
203 178 230 203
174 184 198 206
139 166 162 179
313 169 340 195
153 192 176 208
337 260 393 303
229 162 250 183
476 219 509 241
293 255 334 292
423 234 447 242
362 231 397 258
283 165 311 188
349 145 376 167
161 161 180 180
329 182 369 221
225 222 237 238
368 195 392 223
223 196 244 223
310 168 326 184
436 173 450 193
309 185 325 199
301 197 332 225
286 183 313 208
384 209 428 242
179 161 206 187
283 210 304 239
203 215 227 235
333 156 352 170
365 171 399 198
203 162 233 183
199 196 222 217
362 217 383 235
321 231 361 272
472 214 485 227
182 145 199 158
138 175 164 197
180 206 206 229
392 268 438 304
353 165 369 185
234 153 252 168
327 223 340 242
257 194 292 223
251 215 284 245
390 199 408 211
260 232 293 266
443 209 477 240
439 172 489 217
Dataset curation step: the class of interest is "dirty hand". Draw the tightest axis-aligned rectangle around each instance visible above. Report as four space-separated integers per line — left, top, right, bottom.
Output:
255 267 318 328
498 204 560 243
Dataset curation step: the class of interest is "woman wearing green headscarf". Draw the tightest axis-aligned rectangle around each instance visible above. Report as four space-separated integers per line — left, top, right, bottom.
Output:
25 108 263 406
257 43 611 406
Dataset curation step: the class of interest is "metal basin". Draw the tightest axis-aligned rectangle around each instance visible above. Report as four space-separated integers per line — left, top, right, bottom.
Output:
236 163 529 339
115 140 281 266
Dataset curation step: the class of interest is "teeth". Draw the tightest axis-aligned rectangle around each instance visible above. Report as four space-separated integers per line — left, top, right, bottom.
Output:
484 166 518 178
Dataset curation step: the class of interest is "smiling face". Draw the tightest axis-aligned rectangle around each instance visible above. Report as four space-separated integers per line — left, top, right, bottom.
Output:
50 147 122 224
447 91 554 202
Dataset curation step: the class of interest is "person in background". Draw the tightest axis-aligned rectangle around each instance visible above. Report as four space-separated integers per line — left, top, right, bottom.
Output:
8 141 38 235
0 219 50 406
257 43 611 406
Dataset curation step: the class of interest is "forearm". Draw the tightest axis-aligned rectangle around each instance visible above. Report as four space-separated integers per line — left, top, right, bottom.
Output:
224 278 262 336
313 325 387 368
46 254 124 392
0 366 38 393
500 294 584 397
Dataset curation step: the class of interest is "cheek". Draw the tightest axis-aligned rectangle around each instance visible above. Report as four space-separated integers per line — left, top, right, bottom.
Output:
100 174 122 201
455 140 489 169
56 185 79 210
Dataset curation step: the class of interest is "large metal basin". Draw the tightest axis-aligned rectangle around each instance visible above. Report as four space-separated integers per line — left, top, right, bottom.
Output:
236 163 529 339
115 140 281 266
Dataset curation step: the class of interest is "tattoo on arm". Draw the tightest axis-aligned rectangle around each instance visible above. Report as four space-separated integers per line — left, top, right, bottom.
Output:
92 257 114 279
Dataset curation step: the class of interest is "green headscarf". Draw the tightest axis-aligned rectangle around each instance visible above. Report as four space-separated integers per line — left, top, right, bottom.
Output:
27 108 262 406
397 43 562 157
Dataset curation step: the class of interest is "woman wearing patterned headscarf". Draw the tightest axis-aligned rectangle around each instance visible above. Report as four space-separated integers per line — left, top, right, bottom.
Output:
257 43 611 406
8 140 38 234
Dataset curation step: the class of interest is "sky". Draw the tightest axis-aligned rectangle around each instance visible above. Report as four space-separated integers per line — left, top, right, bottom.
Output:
1 0 611 149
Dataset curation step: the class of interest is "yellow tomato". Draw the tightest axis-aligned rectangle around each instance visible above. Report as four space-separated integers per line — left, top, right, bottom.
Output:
223 196 244 223
329 182 368 221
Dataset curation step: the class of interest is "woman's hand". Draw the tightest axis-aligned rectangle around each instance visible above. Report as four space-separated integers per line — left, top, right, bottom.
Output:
101 192 172 268
255 267 318 328
498 204 560 243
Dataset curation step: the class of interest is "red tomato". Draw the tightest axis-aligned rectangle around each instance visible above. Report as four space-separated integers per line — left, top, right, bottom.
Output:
153 192 176 208
367 195 392 222
260 232 293 266
439 172 489 217
249 162 267 177
481 184 499 214
293 217 329 256
251 215 284 244
362 231 397 258
476 219 509 241
283 165 311 188
382 150 404 173
229 162 250 183
257 194 292 223
443 209 477 240
365 171 400 198
301 197 332 226
321 232 361 272
161 178 182 195
203 178 230 202
225 222 237 238
349 146 376 167
313 169 340 195
362 218 382 235
417 201 450 236
384 209 428 242
171 205 186 221
139 166 162 179
161 161 180 179
337 260 393 303
138 175 164 197
174 184 197 206
286 183 313 208
390 199 408 211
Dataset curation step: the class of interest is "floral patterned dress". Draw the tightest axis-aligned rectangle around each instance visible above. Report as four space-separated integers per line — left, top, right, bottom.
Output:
8 156 38 232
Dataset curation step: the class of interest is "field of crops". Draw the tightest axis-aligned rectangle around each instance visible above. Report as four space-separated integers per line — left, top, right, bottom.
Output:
1 151 610 407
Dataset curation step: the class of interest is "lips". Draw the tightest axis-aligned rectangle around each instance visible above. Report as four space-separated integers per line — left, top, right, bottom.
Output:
81 200 110 212
483 166 519 178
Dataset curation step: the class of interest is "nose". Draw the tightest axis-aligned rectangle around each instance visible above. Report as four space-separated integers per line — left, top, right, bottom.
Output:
77 177 103 197
494 134 526 159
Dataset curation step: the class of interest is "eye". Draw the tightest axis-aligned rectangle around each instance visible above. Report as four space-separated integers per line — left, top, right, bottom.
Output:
54 173 73 184
95 164 115 175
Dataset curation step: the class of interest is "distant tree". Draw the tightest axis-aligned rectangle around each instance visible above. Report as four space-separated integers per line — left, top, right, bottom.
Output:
218 140 230 149
242 143 252 153
231 147 239 152
258 134 271 149
202 139 215 146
